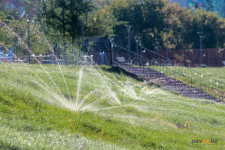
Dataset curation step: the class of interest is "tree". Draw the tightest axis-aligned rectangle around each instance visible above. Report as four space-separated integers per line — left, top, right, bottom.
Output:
37 0 225 55
0 0 21 22
38 0 94 51
38 0 68 52
108 0 166 51
66 0 93 45
85 0 122 38
109 0 225 51
0 0 5 10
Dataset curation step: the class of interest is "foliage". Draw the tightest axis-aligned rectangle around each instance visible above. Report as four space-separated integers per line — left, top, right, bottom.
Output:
37 0 122 47
106 0 225 51
38 0 94 45
109 0 166 51
2 0 225 57
0 0 21 21
0 18 64 56
85 1 123 38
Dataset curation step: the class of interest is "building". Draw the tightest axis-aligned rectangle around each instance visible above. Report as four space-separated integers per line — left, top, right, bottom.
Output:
187 0 225 18
171 0 187 8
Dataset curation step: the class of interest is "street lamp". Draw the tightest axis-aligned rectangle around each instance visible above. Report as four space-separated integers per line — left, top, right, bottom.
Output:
139 43 142 67
155 39 160 63
197 32 203 66
134 36 139 65
110 37 114 66
125 25 132 62
27 19 30 64
163 28 169 64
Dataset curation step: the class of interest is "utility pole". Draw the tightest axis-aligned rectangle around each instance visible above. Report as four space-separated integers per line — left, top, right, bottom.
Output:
27 19 30 64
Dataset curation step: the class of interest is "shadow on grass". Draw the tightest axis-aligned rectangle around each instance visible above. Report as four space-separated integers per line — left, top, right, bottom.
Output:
100 65 121 74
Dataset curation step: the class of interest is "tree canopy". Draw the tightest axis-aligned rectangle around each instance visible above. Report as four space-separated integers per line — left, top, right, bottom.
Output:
106 0 225 51
1 0 225 57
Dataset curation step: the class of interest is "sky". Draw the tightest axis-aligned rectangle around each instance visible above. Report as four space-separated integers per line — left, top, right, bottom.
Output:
171 0 187 8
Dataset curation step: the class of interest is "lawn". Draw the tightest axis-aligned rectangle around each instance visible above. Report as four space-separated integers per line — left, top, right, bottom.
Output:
191 67 225 82
0 63 225 149
149 65 225 101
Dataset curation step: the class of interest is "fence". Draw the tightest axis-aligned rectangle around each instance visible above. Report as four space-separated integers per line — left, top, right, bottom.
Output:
159 48 225 67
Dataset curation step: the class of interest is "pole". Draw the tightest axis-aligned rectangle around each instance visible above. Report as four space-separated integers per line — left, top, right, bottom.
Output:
136 40 138 65
207 48 210 67
197 32 203 66
157 42 159 63
111 38 114 66
128 29 130 61
163 29 169 65
166 32 168 64
82 25 84 52
155 39 160 64
139 44 141 67
110 40 113 66
200 35 202 66
125 25 132 62
27 19 30 64
134 37 139 65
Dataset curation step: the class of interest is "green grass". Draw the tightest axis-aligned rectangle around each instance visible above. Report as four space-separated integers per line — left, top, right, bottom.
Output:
149 65 225 101
0 63 225 149
191 67 225 83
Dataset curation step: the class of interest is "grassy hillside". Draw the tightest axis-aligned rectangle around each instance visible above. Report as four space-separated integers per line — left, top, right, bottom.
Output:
150 66 225 101
0 63 225 149
191 67 225 82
